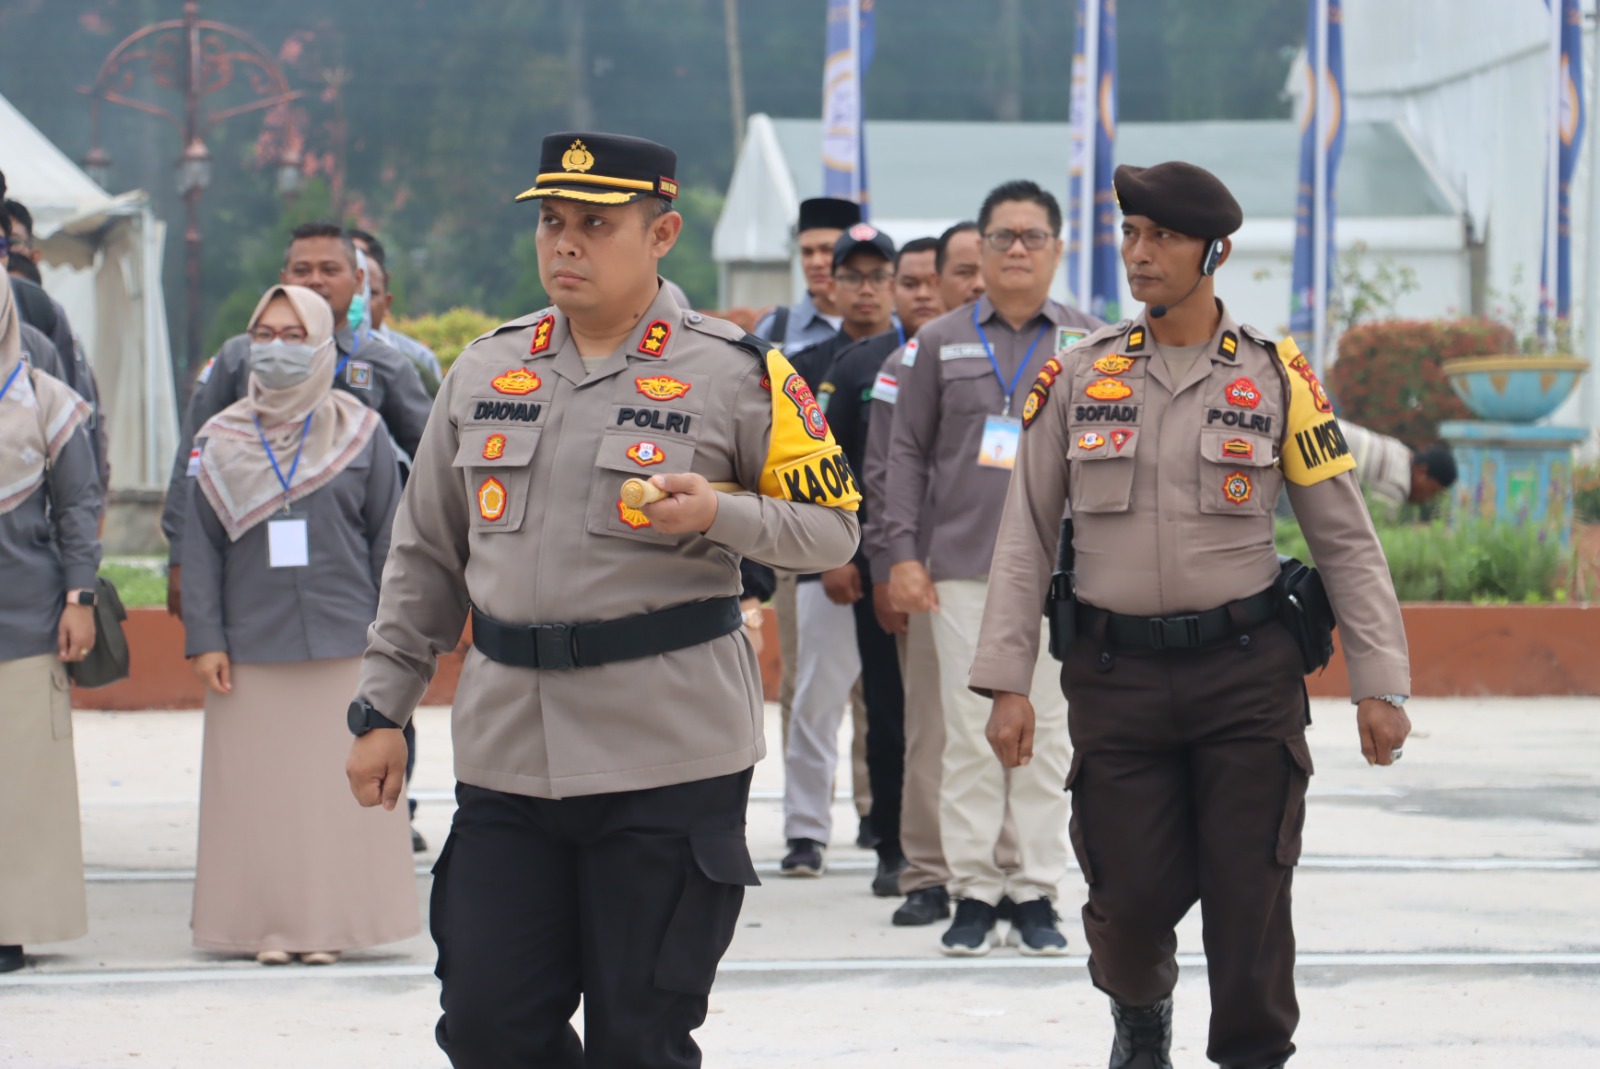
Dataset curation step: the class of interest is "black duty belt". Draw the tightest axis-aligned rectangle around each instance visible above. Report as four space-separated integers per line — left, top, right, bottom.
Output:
1076 588 1278 652
471 596 742 670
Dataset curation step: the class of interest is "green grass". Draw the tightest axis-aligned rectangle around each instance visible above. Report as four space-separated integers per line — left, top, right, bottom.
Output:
100 562 168 609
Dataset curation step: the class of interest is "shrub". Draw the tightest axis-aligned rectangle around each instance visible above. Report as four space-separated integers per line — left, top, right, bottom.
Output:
1328 319 1513 448
1574 463 1600 524
391 308 504 375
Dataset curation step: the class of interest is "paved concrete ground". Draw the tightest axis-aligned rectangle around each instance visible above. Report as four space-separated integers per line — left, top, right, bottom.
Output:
1 697 1597 1067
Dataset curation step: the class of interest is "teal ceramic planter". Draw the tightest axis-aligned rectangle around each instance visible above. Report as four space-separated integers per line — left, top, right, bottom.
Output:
1441 355 1588 423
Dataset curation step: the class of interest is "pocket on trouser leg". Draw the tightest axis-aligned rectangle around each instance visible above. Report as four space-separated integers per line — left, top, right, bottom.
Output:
1064 752 1095 885
655 831 760 995
1275 736 1315 866
49 661 72 740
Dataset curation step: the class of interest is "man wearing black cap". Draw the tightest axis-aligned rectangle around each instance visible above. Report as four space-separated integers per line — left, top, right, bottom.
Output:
777 222 904 890
344 131 860 1068
972 161 1412 1069
754 196 861 355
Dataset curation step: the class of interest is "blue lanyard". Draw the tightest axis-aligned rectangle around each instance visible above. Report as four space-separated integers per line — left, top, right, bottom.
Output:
254 412 314 510
972 305 1050 418
895 320 906 348
0 362 22 406
334 330 365 381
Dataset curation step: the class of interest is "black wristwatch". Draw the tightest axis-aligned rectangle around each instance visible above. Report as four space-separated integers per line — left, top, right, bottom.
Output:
67 588 97 607
347 697 402 736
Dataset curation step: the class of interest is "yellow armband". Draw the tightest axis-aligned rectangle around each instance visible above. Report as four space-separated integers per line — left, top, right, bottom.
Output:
756 350 862 510
1276 338 1356 487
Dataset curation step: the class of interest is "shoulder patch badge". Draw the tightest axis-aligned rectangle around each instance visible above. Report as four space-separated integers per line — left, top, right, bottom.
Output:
1086 378 1134 402
870 371 899 404
636 375 691 401
1093 354 1136 376
1110 429 1134 452
197 357 216 385
1056 328 1086 354
1276 338 1355 486
346 361 374 389
901 339 919 367
492 367 542 396
626 441 665 467
617 499 653 529
1221 437 1254 460
483 434 507 460
638 320 672 357
1222 471 1253 505
1077 431 1106 451
529 315 555 356
1287 351 1333 413
784 373 829 441
477 477 508 522
1225 377 1261 409
1021 384 1047 428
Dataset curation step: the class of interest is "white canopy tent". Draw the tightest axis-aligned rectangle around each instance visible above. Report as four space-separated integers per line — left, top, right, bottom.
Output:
2 91 176 516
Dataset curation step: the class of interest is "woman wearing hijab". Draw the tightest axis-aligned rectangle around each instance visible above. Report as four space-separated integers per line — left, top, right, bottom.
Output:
181 284 418 965
0 280 101 974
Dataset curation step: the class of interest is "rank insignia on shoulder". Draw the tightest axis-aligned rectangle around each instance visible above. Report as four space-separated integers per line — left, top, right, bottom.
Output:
1077 431 1106 451
1093 354 1136 376
197 357 216 384
483 434 507 460
477 477 508 522
784 373 829 441
638 320 672 357
617 499 652 529
1222 471 1253 505
1221 437 1254 459
492 367 542 396
1219 331 1239 357
347 361 374 389
529 315 555 356
1056 328 1086 354
1225 377 1261 409
626 441 665 467
1125 327 1146 352
635 375 690 401
1086 378 1133 402
1021 385 1046 428
1111 429 1134 452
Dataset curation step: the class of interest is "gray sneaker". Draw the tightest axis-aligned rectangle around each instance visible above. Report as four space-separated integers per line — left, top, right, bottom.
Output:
780 838 826 877
1006 897 1068 956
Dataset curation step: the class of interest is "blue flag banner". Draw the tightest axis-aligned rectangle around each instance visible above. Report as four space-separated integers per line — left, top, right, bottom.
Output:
822 0 875 213
1068 0 1120 321
1542 0 1585 328
1289 0 1345 367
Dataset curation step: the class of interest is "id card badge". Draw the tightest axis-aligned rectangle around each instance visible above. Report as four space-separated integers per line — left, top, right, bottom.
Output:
267 516 310 569
978 415 1022 470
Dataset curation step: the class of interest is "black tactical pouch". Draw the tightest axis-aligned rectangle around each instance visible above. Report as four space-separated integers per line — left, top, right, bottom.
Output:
1046 518 1077 661
1275 555 1336 675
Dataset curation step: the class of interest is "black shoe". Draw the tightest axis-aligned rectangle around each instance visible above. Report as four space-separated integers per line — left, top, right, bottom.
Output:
939 898 998 956
871 854 908 897
780 838 826 877
995 894 1016 922
411 826 428 852
1006 897 1068 956
0 946 23 974
855 816 880 850
1108 996 1174 1069
892 886 951 926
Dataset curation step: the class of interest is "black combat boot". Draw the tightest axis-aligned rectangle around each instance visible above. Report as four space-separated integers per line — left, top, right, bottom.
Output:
1107 996 1174 1069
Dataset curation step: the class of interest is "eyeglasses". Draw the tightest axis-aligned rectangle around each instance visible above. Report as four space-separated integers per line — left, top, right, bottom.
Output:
983 228 1055 252
834 269 893 289
249 326 310 344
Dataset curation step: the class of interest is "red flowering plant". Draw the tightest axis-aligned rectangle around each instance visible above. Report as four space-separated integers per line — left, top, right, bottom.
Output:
1327 319 1513 448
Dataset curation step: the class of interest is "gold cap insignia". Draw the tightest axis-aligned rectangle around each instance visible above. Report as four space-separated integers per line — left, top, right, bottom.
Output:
562 139 595 173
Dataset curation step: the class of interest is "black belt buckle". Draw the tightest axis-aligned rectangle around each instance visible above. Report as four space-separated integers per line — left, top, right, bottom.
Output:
534 623 577 669
1149 614 1201 650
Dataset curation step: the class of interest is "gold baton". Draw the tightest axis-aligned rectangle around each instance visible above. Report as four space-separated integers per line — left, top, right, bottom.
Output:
620 477 744 509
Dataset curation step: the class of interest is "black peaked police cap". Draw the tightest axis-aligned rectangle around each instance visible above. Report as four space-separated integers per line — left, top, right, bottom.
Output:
1113 161 1244 240
515 132 679 206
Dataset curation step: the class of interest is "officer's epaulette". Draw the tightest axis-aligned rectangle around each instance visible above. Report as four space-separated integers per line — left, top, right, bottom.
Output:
1236 322 1279 356
734 333 774 361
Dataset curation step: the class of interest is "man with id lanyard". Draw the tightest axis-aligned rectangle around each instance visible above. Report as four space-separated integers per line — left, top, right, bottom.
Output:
885 179 1100 956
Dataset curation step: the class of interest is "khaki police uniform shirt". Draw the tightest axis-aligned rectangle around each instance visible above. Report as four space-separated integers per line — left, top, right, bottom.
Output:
968 304 1411 703
885 296 1102 583
357 286 861 799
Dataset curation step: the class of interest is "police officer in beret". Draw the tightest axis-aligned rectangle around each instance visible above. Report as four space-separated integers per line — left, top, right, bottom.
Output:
970 161 1412 1069
344 131 861 1068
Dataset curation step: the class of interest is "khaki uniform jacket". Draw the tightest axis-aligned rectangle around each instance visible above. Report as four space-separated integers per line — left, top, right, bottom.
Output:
969 305 1411 703
885 296 1101 583
358 286 860 799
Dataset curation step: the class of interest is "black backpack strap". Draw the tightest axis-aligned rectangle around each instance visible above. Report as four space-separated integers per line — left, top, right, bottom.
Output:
767 304 789 348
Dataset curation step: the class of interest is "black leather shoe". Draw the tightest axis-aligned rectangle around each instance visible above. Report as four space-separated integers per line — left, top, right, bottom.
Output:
892 886 950 926
871 853 907 897
0 945 24 974
1108 996 1174 1069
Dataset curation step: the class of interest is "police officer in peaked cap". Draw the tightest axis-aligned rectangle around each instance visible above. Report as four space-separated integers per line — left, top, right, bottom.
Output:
344 131 861 1067
969 161 1412 1069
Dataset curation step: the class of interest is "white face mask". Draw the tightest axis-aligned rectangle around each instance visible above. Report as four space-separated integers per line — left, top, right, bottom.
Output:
249 340 318 389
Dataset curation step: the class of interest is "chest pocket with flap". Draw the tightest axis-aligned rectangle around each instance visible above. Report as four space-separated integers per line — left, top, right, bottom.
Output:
586 430 701 545
1196 428 1281 516
454 426 542 533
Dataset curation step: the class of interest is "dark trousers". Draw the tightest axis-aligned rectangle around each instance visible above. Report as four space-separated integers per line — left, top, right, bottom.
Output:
1060 620 1312 1069
852 566 906 860
404 719 417 819
430 770 757 1069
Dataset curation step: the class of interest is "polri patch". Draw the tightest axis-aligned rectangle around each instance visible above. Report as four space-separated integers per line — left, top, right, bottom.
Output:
483 434 507 460
529 315 555 356
1021 385 1047 428
626 441 665 467
1225 377 1261 409
1077 431 1106 451
1093 354 1135 376
346 361 374 390
636 375 691 401
1222 471 1253 505
1086 378 1133 402
477 477 507 522
638 320 672 357
616 499 652 529
1287 351 1334 413
492 367 542 396
784 373 829 441
1110 429 1134 452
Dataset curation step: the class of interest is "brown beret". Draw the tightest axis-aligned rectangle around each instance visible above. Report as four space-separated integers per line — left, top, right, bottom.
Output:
1114 161 1243 239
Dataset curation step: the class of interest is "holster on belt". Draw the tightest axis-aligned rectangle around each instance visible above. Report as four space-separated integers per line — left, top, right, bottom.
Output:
1275 555 1337 674
1046 517 1077 661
